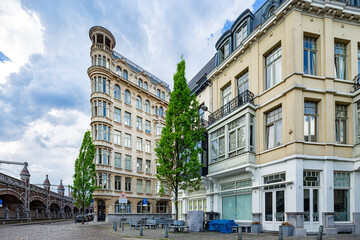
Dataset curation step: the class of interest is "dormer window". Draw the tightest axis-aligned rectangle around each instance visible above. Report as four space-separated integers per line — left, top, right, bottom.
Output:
220 41 230 63
268 6 275 17
236 24 247 48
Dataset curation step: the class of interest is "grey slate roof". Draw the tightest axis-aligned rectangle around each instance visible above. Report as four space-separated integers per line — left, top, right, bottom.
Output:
188 56 216 95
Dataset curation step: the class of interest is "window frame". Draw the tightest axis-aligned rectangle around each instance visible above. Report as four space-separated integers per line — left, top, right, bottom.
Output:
125 177 131 191
114 130 121 145
304 101 318 142
125 112 131 127
335 104 348 144
265 107 282 149
125 155 132 170
236 23 248 48
303 37 317 75
136 96 142 110
125 133 131 148
334 42 347 80
125 90 131 104
265 45 282 90
114 152 121 168
222 84 231 107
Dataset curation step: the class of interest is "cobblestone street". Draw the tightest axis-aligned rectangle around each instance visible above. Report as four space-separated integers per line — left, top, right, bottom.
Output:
1 221 360 240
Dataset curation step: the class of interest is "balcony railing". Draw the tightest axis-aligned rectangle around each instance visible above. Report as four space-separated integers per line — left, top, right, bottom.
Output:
354 74 360 92
208 90 254 125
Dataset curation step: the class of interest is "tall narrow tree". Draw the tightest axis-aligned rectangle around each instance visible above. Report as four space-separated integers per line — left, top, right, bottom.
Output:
155 57 204 220
72 130 97 224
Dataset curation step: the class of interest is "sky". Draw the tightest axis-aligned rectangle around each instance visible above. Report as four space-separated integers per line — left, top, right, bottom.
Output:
0 0 265 194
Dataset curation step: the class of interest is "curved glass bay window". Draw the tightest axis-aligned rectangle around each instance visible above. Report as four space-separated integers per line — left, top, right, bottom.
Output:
92 76 110 94
97 173 111 189
92 100 110 118
95 147 111 165
210 127 225 163
93 124 111 142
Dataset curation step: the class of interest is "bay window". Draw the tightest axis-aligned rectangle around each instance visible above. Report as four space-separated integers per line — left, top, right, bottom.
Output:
228 116 246 157
210 127 225 163
265 107 282 149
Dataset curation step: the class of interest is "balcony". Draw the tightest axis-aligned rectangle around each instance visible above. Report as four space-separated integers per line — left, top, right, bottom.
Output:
208 90 254 125
354 74 360 92
91 43 112 54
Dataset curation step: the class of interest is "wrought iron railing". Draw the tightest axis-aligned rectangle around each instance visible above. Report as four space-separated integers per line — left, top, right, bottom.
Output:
208 90 254 125
354 73 360 92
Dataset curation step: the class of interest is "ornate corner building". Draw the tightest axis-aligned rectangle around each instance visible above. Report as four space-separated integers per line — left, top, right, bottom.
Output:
178 0 360 236
88 26 172 222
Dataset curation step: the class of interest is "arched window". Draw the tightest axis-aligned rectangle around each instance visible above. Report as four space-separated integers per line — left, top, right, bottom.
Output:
155 107 158 115
161 91 165 100
159 107 164 117
93 56 96 66
136 96 142 110
137 201 151 213
114 85 121 100
106 58 110 69
157 89 160 97
138 78 143 88
115 201 120 213
116 66 122 75
144 82 148 90
145 100 150 113
156 202 167 213
125 90 131 104
268 6 275 17
97 55 102 66
102 56 106 67
123 70 128 80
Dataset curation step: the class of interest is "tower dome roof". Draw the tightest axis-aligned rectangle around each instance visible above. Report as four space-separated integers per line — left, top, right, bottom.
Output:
43 174 50 186
20 162 30 178
57 179 65 190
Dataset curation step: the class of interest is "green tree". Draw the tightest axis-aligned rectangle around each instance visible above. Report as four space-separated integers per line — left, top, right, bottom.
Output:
155 57 204 220
71 130 97 224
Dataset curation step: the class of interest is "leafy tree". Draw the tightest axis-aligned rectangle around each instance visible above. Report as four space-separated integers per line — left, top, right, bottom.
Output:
71 130 97 224
155 57 204 220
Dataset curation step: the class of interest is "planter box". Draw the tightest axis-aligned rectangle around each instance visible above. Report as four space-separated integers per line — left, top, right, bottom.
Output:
281 225 293 237
251 224 262 234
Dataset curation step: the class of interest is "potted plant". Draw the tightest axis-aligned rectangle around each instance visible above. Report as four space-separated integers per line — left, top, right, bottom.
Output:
251 221 261 234
280 222 293 237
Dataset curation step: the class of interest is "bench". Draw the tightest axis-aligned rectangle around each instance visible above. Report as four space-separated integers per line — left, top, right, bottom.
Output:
129 220 139 229
145 219 158 229
159 219 173 228
232 223 251 233
169 220 189 233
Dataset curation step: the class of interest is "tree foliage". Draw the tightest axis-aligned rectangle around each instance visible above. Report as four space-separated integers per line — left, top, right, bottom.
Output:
71 130 97 223
155 57 204 220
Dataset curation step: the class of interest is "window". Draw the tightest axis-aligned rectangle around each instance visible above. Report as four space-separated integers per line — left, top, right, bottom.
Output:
125 177 131 191
161 91 165 100
335 104 347 144
144 81 148 90
115 153 121 168
137 179 143 193
115 176 121 190
92 76 110 94
303 171 320 187
137 158 143 172
106 58 110 69
92 100 110 118
102 56 106 67
236 24 247 47
146 180 151 194
335 42 347 80
159 107 164 116
219 40 230 63
211 127 225 163
222 84 231 106
125 90 131 104
268 6 275 16
145 140 151 153
228 116 246 157
334 172 350 221
157 89 161 97
114 130 121 145
125 112 131 126
125 155 131 170
145 100 150 113
136 117 142 130
95 148 110 165
304 101 318 142
97 55 102 66
93 124 110 141
155 107 158 115
146 160 151 173
265 45 282 90
356 101 360 143
114 85 121 100
97 173 110 189
125 133 131 148
263 173 286 190
137 200 151 213
266 107 282 149
116 66 121 75
137 137 143 151
237 71 249 96
145 120 151 133
304 37 317 75
114 107 121 123
136 96 142 110
138 78 143 88
156 123 164 135
123 70 128 80
156 202 167 213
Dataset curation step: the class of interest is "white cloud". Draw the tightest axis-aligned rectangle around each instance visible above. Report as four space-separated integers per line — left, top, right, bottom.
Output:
0 0 44 83
0 109 90 193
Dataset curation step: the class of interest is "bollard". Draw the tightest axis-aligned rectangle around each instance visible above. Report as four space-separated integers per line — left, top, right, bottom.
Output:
165 224 169 238
140 224 143 236
113 221 117 231
238 228 242 240
317 225 323 240
278 225 283 240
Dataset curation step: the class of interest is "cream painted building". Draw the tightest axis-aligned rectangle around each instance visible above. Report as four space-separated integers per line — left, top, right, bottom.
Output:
181 0 360 236
88 26 171 222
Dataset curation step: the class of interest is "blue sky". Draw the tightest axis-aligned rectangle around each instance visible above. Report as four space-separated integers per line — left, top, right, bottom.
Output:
0 0 263 193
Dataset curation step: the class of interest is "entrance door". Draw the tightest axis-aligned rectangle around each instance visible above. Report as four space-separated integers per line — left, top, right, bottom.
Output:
98 200 106 221
263 190 285 231
304 189 319 232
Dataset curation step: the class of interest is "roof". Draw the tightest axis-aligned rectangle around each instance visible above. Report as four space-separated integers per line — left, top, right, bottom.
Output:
188 56 216 95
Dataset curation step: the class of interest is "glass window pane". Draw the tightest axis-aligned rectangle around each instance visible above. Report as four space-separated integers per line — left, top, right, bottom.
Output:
265 192 273 221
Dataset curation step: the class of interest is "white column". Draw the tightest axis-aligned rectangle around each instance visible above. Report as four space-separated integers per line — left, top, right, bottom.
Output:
286 158 303 212
323 160 334 212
